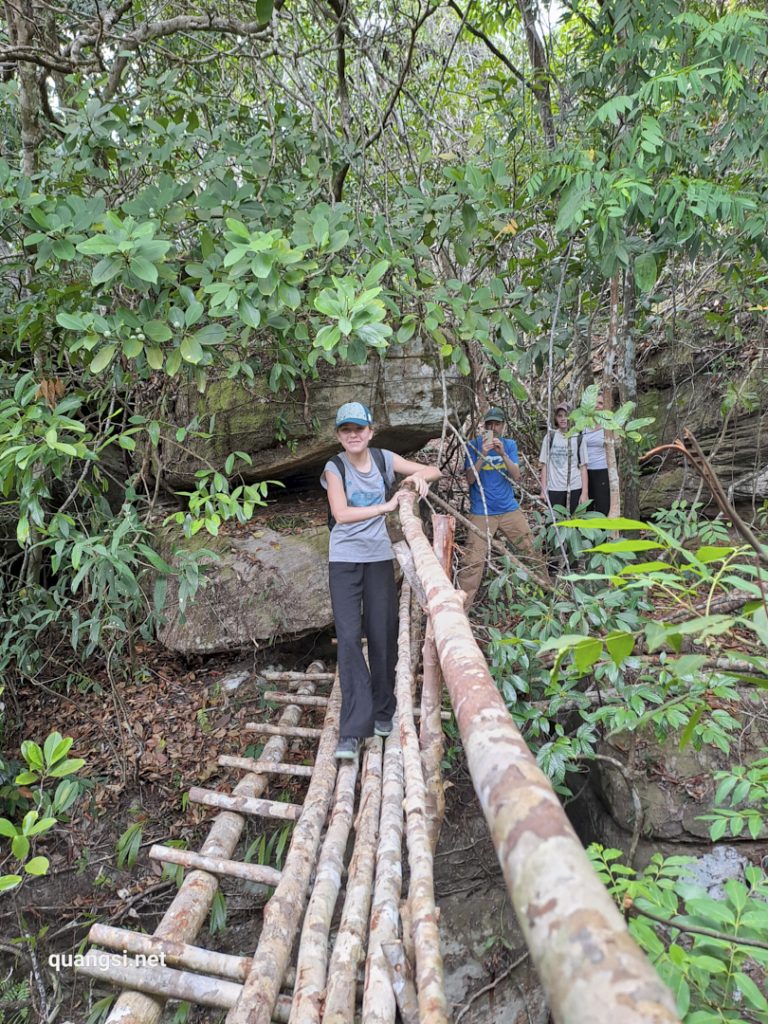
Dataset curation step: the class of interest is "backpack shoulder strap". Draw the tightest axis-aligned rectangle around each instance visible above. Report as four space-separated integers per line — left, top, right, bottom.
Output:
327 455 346 531
370 447 394 487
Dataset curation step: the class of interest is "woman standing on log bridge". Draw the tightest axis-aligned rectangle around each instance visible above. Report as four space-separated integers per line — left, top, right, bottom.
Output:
321 402 441 760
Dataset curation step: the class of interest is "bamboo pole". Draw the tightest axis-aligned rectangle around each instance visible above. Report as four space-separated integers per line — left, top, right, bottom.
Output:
395 582 449 1024
100 661 327 1024
188 788 303 822
219 756 314 778
148 846 282 886
322 739 384 1024
289 759 360 1024
244 723 323 739
226 682 342 1024
397 494 680 1024
88 924 251 981
362 727 405 1024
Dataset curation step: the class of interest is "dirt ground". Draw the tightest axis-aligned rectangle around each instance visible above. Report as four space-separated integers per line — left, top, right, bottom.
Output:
0 642 532 1024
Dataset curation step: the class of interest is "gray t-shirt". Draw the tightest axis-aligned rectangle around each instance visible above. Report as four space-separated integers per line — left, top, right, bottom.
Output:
584 427 607 470
539 431 587 492
321 449 396 563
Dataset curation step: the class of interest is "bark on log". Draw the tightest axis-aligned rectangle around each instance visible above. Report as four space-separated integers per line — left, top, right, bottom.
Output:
362 728 405 1024
245 723 323 739
395 583 450 1024
188 788 303 822
148 845 282 886
397 494 680 1024
380 942 419 1024
289 759 360 1024
263 671 335 682
322 739 384 1024
264 693 329 707
219 756 313 778
226 682 342 1024
88 924 251 981
101 661 327 1024
419 513 453 851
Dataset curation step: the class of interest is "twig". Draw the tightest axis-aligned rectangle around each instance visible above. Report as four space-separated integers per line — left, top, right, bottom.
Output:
629 902 768 952
455 951 530 1023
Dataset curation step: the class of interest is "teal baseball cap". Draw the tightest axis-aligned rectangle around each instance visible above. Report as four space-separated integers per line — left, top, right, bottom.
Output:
483 407 505 423
335 402 373 427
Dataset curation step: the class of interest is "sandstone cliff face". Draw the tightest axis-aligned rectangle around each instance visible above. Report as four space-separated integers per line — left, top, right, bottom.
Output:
160 340 470 488
637 333 768 513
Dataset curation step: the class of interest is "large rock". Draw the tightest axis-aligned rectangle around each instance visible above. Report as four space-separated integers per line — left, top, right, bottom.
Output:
162 341 469 488
637 330 768 512
590 690 768 843
156 524 332 654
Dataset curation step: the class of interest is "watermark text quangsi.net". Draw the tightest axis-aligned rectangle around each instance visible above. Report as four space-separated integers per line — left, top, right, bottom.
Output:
49 951 167 971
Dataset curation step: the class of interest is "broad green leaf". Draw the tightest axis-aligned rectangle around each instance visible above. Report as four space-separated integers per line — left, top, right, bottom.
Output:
0 819 17 838
255 0 273 22
146 346 164 370
77 235 119 256
12 834 30 861
130 256 159 283
180 335 204 364
90 345 117 374
693 545 735 563
617 561 670 575
193 323 226 346
144 320 172 342
561 518 650 531
605 631 635 665
225 218 250 239
0 876 21 891
56 312 88 331
573 638 603 673
24 856 49 876
634 253 657 293
588 540 663 553
238 297 261 328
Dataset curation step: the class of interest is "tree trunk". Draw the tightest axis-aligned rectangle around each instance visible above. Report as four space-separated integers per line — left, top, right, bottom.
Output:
619 264 641 518
602 273 622 518
516 0 556 148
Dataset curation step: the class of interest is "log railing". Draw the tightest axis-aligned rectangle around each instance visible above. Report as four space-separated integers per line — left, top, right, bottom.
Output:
397 492 680 1024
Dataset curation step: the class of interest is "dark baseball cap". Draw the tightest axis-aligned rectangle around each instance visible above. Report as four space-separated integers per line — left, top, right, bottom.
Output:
483 407 505 423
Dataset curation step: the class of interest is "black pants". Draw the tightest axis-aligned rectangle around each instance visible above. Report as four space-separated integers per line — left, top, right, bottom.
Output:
328 560 398 739
547 490 581 515
587 469 611 516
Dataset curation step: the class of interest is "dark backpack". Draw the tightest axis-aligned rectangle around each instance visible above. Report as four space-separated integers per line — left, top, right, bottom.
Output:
327 447 396 530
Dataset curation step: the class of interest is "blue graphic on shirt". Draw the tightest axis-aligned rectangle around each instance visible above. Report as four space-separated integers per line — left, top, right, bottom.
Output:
349 490 381 507
465 436 520 515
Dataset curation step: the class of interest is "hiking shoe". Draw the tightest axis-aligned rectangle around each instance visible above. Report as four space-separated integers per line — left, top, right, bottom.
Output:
374 718 393 738
335 736 361 760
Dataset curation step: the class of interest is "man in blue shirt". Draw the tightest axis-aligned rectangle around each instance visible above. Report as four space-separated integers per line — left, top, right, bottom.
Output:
458 407 539 607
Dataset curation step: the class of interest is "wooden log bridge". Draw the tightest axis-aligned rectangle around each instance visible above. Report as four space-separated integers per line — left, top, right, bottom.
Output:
80 507 680 1024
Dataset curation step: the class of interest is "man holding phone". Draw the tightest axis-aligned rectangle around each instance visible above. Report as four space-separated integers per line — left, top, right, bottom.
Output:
458 407 540 608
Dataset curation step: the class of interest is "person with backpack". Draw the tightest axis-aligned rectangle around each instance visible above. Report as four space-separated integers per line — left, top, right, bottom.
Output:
538 403 588 515
321 401 442 760
458 407 540 609
583 391 611 515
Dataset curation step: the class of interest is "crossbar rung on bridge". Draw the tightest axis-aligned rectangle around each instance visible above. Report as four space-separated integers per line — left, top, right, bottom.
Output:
244 722 323 739
149 845 282 886
263 691 329 707
88 923 252 981
218 755 313 777
188 787 303 821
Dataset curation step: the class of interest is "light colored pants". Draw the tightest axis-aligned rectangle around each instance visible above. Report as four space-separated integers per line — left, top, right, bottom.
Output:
458 510 538 608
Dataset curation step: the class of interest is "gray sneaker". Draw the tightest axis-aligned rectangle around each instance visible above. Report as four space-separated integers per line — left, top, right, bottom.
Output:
374 718 393 737
335 736 361 760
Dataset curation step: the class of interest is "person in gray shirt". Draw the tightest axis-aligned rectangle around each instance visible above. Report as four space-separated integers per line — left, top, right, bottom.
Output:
321 401 442 759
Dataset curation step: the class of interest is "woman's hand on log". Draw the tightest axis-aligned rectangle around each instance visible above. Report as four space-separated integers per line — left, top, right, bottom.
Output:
400 475 430 499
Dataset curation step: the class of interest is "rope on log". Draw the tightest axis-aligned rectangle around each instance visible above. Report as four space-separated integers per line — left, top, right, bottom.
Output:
148 845 282 886
395 582 450 1024
226 682 342 1024
99 661 328 1024
218 756 314 778
397 493 681 1024
289 759 360 1024
322 739 384 1024
188 788 303 822
362 726 405 1024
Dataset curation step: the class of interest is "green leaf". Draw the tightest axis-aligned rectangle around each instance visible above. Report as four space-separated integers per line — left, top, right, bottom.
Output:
255 0 273 22
560 517 650 531
617 561 670 575
180 335 204 364
238 297 261 329
24 856 49 876
91 257 122 285
52 239 76 260
193 323 226 346
0 819 18 837
130 256 159 283
90 345 117 374
77 235 119 256
12 834 30 861
144 320 172 342
0 876 22 892
573 638 603 673
122 336 144 358
734 972 768 1011
605 631 635 665
634 253 658 294
146 346 164 370
56 312 88 331
588 540 663 553
225 218 250 239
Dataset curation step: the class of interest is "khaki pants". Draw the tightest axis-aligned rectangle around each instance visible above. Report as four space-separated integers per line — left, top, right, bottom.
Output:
458 510 538 608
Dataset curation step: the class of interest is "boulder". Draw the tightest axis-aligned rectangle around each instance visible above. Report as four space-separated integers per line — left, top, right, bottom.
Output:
155 524 333 654
590 690 768 843
161 340 469 488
